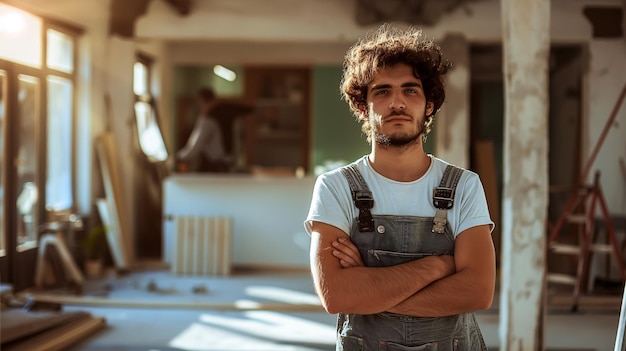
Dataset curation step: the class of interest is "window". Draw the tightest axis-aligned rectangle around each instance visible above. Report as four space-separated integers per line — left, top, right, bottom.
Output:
15 74 39 248
46 29 73 73
134 54 168 162
0 4 42 68
45 27 75 212
46 75 73 210
0 2 80 254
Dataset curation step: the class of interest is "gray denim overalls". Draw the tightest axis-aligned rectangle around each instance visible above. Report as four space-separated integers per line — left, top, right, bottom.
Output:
337 164 488 351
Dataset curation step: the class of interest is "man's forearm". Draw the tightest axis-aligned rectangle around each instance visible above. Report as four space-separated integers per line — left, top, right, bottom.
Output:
387 266 495 317
387 226 496 317
317 255 452 315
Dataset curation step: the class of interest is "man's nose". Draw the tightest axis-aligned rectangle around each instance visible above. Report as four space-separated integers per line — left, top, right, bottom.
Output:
388 92 406 110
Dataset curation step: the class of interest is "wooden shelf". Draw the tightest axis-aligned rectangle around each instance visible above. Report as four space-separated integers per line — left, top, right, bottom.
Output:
245 67 311 171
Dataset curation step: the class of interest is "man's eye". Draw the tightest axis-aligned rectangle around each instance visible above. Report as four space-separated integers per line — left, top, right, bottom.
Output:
404 88 417 94
374 90 388 96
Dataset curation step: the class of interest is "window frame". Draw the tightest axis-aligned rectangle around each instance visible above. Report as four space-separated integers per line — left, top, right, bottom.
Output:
42 20 81 216
0 4 82 256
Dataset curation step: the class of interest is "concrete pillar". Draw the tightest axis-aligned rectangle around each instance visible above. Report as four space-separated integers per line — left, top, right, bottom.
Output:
499 0 550 349
435 33 470 169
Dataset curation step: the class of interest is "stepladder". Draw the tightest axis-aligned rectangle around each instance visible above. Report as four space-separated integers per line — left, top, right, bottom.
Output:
547 171 626 312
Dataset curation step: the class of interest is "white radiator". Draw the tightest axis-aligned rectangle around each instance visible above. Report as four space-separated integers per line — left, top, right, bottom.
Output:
171 216 232 276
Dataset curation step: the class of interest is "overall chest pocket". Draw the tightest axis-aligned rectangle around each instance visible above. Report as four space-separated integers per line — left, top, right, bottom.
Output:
351 216 455 267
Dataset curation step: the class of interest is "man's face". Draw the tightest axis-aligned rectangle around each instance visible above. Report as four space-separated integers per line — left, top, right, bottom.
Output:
366 63 433 147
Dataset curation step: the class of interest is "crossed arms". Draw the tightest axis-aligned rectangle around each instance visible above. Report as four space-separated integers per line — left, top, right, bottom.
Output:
309 221 496 317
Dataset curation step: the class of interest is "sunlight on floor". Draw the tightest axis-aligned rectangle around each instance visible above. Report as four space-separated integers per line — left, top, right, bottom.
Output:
168 311 335 350
244 285 322 305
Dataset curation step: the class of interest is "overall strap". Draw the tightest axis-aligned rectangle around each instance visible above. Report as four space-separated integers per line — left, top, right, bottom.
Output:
340 164 375 232
432 165 464 234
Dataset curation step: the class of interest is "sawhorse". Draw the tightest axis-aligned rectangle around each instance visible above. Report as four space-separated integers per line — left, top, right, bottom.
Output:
35 222 84 294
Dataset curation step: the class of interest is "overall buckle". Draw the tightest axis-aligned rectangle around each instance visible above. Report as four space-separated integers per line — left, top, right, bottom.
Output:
353 190 374 232
433 187 455 209
353 190 373 209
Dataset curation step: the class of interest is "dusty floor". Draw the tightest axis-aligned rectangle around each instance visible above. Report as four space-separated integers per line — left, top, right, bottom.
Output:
19 267 626 351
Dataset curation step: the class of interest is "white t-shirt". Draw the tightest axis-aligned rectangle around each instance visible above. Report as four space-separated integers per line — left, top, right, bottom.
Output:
176 115 226 170
305 155 494 238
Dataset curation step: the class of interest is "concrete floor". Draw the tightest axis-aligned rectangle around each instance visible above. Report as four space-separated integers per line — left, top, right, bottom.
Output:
33 268 623 351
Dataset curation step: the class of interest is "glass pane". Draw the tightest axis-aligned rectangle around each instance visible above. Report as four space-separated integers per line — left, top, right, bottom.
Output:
135 101 168 162
16 75 39 248
133 62 148 96
46 29 73 73
0 70 5 255
46 76 72 211
0 3 42 68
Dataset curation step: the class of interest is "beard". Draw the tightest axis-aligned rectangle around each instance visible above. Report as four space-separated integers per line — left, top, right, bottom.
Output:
372 111 425 148
375 130 421 147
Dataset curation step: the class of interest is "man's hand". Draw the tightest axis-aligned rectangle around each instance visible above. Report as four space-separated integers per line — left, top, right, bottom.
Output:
332 237 364 268
331 237 455 276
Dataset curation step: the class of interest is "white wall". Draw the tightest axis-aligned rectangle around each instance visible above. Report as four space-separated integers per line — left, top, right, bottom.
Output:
163 175 315 268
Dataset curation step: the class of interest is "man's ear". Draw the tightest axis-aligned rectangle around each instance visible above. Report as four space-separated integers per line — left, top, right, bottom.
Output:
426 102 435 116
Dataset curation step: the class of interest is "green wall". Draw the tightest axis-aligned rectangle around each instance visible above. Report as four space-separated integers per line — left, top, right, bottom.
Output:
311 66 369 172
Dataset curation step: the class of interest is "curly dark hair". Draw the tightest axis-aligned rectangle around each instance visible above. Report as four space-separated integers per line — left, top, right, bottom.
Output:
340 24 453 142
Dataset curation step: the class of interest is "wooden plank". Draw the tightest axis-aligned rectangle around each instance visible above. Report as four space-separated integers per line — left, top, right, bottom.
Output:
3 313 105 351
500 0 551 349
21 293 325 312
1 310 91 345
95 133 132 269
473 139 501 265
96 198 126 269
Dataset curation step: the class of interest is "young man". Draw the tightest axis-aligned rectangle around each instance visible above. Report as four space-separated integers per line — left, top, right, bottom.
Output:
176 87 229 172
305 24 496 350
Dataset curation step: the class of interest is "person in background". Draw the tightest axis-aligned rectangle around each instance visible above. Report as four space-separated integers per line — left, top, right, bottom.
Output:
305 23 496 350
176 87 229 172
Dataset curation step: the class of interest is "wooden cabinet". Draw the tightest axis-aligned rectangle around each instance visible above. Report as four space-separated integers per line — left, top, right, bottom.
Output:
244 67 311 172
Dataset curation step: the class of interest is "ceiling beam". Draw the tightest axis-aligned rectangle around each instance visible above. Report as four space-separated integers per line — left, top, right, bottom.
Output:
163 0 193 16
109 0 193 38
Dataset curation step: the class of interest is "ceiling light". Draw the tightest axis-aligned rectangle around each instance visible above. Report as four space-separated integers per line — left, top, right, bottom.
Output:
213 65 236 82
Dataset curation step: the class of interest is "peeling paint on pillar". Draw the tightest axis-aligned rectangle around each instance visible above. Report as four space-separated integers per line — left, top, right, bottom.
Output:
436 33 469 168
499 0 550 350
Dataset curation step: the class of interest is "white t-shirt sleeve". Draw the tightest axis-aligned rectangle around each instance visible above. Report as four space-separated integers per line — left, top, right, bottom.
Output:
454 171 495 235
304 171 353 236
